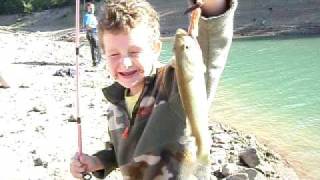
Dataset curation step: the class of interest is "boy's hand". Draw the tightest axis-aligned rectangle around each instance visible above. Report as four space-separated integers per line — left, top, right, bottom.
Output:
70 153 103 179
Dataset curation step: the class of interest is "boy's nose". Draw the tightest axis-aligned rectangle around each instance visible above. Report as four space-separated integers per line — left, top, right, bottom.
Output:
123 57 133 69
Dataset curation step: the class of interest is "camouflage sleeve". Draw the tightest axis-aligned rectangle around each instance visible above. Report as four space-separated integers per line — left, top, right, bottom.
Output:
197 0 238 106
92 142 118 179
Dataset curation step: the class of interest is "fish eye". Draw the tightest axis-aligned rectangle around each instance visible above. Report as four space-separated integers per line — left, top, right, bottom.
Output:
185 45 189 49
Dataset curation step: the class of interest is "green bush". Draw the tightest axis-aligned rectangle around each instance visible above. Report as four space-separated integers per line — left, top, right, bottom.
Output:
0 0 76 15
22 0 33 14
0 0 24 14
31 0 51 11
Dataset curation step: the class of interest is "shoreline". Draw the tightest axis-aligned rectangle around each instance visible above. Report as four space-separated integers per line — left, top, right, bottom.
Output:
159 29 320 41
215 120 310 180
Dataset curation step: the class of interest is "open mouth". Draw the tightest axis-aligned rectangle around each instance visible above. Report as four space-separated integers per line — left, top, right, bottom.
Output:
118 70 138 78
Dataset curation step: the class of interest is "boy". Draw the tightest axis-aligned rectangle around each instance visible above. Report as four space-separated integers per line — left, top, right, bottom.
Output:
83 2 100 66
71 0 237 179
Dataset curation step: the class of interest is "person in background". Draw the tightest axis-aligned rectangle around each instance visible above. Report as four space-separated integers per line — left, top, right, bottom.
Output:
71 0 237 179
83 1 100 66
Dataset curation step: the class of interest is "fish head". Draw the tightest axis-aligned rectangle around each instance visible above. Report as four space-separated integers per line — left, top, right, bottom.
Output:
174 29 205 75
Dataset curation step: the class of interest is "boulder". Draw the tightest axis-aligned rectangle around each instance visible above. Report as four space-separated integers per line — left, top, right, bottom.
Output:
239 148 260 168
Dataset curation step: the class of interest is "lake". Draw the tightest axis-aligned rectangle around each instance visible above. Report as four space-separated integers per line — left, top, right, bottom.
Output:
160 35 320 179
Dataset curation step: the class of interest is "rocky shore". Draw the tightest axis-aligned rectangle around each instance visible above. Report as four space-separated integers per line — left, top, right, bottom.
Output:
105 122 300 180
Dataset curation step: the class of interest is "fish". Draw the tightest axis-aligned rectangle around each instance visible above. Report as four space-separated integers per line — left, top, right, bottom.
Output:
174 28 211 165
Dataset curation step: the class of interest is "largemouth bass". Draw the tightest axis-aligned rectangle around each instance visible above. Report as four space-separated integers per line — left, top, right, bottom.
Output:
174 28 210 165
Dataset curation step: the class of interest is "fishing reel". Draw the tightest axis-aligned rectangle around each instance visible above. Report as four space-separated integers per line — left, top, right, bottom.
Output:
83 172 92 180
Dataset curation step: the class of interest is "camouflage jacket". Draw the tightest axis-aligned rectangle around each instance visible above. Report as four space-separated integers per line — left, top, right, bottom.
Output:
93 0 237 179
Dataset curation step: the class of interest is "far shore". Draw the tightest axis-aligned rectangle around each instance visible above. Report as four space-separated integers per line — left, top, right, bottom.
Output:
159 27 320 41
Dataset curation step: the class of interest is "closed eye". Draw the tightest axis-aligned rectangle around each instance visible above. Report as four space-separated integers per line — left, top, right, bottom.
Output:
129 51 141 57
109 53 120 57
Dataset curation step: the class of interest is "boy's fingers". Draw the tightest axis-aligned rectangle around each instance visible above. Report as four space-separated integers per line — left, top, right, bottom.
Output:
72 160 83 168
70 163 87 178
70 160 83 170
70 168 83 179
70 153 92 179
79 154 92 164
73 172 84 179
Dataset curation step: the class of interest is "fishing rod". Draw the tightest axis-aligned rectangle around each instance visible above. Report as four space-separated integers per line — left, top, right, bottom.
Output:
75 0 92 179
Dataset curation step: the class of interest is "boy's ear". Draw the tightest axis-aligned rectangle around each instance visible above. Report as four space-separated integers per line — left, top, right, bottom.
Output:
153 40 162 55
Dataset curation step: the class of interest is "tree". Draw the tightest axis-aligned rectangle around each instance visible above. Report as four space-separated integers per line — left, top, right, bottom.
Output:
0 0 74 15
0 0 24 14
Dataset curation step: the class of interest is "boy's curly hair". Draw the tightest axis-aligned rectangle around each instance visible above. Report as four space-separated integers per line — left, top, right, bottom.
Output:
98 0 160 51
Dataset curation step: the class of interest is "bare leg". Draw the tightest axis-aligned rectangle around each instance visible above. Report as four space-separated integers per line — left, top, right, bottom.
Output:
0 74 10 88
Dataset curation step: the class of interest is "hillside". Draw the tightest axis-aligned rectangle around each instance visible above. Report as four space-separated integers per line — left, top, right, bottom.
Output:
151 0 320 37
0 0 319 37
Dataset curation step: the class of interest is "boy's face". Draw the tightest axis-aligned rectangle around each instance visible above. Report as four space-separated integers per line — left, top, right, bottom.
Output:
87 4 94 14
102 24 161 91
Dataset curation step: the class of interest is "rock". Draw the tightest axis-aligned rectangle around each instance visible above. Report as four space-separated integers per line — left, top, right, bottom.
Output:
211 164 221 173
35 125 45 133
240 168 266 180
0 86 10 89
226 173 249 180
88 103 95 108
53 68 75 78
210 149 227 165
239 148 260 168
245 135 258 149
256 162 274 178
67 115 77 122
43 161 48 168
33 157 44 166
242 168 257 180
52 70 64 77
65 103 72 108
29 106 47 114
213 170 225 179
222 163 239 177
19 84 30 88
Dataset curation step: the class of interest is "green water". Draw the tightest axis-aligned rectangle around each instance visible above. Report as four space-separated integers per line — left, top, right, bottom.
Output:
160 36 320 179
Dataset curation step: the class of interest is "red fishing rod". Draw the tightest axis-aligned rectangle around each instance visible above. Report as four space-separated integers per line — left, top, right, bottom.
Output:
75 0 91 179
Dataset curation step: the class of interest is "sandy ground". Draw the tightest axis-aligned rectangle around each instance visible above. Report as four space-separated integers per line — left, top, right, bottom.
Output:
0 30 123 179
